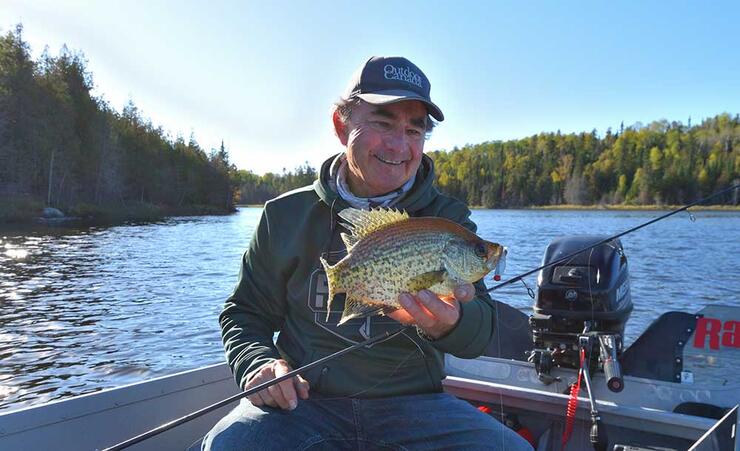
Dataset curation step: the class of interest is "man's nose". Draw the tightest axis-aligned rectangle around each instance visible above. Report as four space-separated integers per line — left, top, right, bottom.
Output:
383 128 407 153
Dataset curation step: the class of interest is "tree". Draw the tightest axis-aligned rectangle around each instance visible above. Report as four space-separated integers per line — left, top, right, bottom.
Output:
0 26 238 219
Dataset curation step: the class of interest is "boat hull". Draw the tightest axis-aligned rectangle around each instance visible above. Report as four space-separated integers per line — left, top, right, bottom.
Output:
0 363 239 451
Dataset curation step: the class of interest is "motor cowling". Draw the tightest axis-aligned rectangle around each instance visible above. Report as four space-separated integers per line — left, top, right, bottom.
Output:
529 236 633 390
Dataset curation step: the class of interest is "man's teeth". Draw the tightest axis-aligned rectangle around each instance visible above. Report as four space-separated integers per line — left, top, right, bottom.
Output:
377 156 404 165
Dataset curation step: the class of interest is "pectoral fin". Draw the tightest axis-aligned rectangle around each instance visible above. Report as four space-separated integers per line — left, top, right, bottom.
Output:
407 270 446 292
427 271 467 296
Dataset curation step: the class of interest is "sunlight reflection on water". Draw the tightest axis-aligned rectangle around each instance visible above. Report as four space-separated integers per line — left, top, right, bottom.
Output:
0 207 738 412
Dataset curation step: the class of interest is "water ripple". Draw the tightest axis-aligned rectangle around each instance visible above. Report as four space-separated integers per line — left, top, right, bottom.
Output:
0 207 738 412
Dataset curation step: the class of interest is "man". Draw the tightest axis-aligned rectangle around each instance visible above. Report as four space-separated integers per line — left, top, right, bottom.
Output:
203 56 532 450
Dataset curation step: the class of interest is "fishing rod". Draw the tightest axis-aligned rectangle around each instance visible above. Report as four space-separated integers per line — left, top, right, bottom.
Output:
484 183 740 294
102 325 412 451
103 184 738 450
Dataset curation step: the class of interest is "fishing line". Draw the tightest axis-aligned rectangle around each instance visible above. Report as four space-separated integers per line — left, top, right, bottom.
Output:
589 247 597 323
480 183 738 449
483 183 739 296
490 300 506 451
101 325 412 451
521 279 535 299
325 346 421 400
105 184 738 450
316 329 425 400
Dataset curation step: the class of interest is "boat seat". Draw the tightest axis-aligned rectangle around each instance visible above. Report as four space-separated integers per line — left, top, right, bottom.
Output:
621 311 698 382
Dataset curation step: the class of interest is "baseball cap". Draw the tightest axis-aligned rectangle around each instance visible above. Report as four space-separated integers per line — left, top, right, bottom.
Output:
343 56 444 121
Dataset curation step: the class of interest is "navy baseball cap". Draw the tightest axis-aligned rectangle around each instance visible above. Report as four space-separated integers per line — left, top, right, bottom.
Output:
343 56 444 121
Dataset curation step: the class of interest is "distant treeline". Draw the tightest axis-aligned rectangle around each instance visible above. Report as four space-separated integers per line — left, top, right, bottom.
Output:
3 24 737 221
429 115 739 207
233 114 739 207
232 163 317 205
0 25 234 222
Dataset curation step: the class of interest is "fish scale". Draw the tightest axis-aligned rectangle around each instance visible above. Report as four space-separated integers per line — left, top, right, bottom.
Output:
346 228 450 308
321 208 503 325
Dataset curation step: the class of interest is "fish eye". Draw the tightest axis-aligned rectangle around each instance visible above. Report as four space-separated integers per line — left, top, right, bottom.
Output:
474 243 487 258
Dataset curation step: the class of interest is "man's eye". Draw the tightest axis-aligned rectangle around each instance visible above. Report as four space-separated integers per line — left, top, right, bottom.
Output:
372 121 391 129
407 129 423 137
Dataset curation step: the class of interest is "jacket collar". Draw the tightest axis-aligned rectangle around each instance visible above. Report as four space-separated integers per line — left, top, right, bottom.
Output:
313 153 439 214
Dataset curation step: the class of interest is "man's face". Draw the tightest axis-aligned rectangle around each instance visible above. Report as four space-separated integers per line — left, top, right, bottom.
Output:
336 100 427 198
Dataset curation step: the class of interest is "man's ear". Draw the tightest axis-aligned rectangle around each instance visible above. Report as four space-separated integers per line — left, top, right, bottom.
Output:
332 110 349 146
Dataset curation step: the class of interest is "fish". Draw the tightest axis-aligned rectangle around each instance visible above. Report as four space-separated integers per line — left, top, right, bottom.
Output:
320 208 504 325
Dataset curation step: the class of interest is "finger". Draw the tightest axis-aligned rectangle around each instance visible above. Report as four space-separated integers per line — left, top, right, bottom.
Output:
247 393 263 406
295 375 310 400
273 361 299 410
417 290 459 326
246 364 279 408
267 381 291 409
452 283 475 303
399 293 435 329
245 366 273 406
258 390 278 407
387 308 415 324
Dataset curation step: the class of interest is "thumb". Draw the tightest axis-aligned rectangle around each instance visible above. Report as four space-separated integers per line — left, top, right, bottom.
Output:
453 283 475 303
294 374 310 399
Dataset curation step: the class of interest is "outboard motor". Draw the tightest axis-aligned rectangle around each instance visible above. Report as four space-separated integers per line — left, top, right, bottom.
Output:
529 236 633 392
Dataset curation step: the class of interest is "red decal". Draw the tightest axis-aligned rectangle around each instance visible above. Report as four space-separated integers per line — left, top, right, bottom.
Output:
694 318 722 350
721 321 740 348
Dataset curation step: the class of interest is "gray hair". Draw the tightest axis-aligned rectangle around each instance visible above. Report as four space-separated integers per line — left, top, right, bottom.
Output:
333 97 437 137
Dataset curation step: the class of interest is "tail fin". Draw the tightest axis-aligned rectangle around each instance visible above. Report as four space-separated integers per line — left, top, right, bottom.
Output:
320 256 342 321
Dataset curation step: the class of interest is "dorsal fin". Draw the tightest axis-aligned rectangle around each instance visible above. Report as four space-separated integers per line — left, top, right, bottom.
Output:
338 208 409 240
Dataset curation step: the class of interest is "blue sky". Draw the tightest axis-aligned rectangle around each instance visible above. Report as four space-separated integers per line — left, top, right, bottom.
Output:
2 1 738 174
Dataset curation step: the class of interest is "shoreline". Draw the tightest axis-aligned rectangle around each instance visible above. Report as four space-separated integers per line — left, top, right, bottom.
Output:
4 202 738 226
0 201 236 227
514 204 740 211
237 203 740 211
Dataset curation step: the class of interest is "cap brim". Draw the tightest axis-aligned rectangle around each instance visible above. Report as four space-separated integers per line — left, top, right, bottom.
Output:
357 90 444 121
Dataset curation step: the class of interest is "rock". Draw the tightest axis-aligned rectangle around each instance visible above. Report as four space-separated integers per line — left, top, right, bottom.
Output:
42 207 65 218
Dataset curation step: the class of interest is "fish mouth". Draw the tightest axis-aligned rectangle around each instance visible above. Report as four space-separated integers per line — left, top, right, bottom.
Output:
375 155 407 166
487 246 506 271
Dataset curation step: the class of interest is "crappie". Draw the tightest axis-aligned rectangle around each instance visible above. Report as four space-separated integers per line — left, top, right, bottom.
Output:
320 208 503 325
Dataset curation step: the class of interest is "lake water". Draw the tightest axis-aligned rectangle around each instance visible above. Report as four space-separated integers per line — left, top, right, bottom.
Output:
1 207 738 412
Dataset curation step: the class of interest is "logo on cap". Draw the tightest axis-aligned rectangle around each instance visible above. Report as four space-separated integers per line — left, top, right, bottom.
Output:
383 64 423 88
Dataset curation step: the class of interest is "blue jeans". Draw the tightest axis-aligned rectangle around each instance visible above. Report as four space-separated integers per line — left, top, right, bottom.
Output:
202 392 533 450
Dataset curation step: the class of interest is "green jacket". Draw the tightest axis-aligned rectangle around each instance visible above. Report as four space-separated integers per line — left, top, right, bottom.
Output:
220 154 496 398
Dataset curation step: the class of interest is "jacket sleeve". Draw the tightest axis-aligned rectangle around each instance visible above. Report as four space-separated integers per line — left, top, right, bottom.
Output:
425 203 497 358
219 203 287 389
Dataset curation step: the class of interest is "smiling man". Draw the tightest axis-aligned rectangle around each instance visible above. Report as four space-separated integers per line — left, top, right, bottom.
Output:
339 101 427 197
203 56 532 450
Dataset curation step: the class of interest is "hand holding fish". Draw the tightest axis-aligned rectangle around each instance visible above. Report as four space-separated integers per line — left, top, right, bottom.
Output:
390 283 476 339
244 359 310 410
321 208 502 327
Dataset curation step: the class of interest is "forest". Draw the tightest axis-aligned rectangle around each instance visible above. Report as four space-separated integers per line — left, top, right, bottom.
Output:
429 114 739 207
0 25 234 222
234 115 739 207
2 24 738 224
